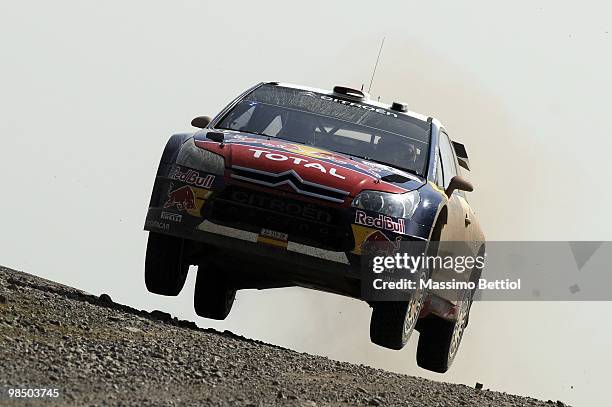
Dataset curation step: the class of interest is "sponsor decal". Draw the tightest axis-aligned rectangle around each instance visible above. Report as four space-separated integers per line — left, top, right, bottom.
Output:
363 230 402 256
164 185 210 216
352 224 402 256
145 220 170 231
319 95 398 117
198 135 414 186
164 186 195 211
161 211 182 223
279 144 352 165
354 210 406 234
170 167 215 189
230 189 333 223
227 138 354 166
248 148 346 179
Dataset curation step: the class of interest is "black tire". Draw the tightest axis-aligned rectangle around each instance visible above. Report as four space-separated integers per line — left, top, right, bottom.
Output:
194 260 236 320
144 232 188 296
416 291 472 373
370 272 427 350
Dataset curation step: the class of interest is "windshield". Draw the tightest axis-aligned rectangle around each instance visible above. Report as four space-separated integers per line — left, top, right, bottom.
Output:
216 84 431 175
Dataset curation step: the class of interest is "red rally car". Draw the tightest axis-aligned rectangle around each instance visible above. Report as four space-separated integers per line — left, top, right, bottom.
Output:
144 82 485 372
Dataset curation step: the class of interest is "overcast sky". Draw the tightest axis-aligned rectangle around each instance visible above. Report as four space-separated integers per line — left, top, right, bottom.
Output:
1 1 611 405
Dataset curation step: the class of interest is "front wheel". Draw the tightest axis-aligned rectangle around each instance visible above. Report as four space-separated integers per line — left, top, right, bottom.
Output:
194 259 236 320
144 232 188 296
416 291 473 373
370 271 427 350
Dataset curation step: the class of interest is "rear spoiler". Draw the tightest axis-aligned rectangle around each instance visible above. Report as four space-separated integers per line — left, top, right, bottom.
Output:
452 141 470 171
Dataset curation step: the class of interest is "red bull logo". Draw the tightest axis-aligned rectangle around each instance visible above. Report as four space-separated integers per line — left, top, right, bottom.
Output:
355 210 406 234
170 167 215 189
164 186 195 211
362 230 402 256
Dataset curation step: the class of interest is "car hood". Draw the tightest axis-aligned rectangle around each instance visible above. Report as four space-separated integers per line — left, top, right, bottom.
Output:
193 130 425 201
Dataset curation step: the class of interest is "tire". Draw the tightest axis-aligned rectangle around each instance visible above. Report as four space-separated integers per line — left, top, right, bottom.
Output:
194 259 236 320
144 232 189 296
416 290 472 373
370 270 427 350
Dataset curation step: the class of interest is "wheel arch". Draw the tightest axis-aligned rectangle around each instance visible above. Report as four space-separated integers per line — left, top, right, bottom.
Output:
469 242 487 283
429 204 448 242
149 133 192 207
156 133 193 176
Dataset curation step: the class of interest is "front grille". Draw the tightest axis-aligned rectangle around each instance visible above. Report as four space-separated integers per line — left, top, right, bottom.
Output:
230 166 350 203
208 186 353 251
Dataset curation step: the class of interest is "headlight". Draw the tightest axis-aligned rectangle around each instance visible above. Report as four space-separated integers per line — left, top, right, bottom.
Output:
352 190 420 218
176 138 225 175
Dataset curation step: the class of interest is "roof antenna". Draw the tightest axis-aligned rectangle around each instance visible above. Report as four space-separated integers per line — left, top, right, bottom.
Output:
368 37 385 93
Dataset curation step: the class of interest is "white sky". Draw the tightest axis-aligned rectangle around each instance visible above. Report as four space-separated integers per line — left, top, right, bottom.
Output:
1 1 611 405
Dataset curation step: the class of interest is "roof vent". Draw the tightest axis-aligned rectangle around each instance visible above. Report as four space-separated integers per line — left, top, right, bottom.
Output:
390 102 408 112
332 86 368 100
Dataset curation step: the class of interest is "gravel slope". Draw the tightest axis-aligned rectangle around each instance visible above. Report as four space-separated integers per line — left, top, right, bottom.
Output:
0 266 568 406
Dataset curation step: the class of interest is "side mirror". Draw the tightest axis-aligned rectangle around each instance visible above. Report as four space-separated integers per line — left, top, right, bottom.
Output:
191 116 211 129
445 176 473 198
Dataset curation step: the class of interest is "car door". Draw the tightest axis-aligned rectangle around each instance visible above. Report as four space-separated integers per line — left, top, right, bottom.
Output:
442 132 482 256
438 131 467 243
431 131 474 300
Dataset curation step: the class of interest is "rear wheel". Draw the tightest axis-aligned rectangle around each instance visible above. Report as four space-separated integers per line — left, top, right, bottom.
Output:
194 259 236 320
144 232 189 296
416 290 472 373
370 270 427 350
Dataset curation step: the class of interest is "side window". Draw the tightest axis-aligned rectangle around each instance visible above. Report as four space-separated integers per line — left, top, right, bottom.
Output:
438 132 458 189
262 115 283 136
227 105 255 130
435 149 444 188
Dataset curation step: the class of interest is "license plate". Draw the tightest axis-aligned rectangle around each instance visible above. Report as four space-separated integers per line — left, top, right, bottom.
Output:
257 228 288 248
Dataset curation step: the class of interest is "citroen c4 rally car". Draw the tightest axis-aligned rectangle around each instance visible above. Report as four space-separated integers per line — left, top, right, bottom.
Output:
144 82 485 373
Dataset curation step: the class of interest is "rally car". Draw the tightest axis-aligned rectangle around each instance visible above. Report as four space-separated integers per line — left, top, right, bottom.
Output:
144 82 485 372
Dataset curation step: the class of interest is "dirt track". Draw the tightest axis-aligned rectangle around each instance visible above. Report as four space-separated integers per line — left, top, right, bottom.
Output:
0 266 569 406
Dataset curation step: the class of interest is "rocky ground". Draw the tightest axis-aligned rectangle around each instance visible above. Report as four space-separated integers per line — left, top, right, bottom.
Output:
0 265 569 406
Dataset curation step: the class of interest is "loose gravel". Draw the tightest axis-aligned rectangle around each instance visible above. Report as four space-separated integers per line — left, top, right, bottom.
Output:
0 266 569 406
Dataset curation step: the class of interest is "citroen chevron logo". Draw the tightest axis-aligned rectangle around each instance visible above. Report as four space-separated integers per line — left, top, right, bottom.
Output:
230 166 350 203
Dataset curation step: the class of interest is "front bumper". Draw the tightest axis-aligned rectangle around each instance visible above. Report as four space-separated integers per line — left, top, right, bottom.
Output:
146 162 432 300
145 208 461 319
145 207 362 297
